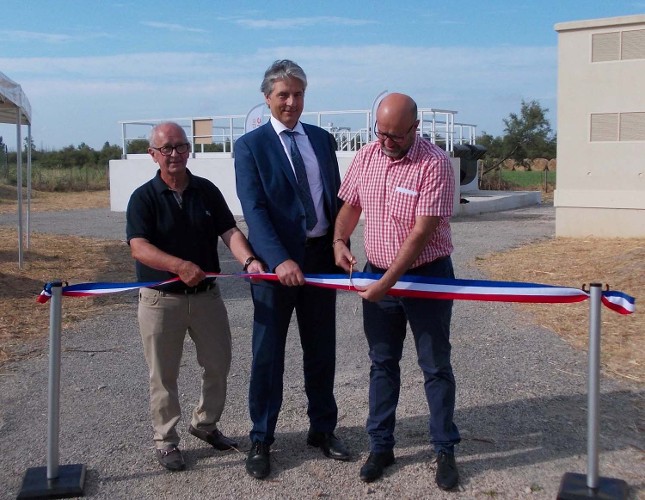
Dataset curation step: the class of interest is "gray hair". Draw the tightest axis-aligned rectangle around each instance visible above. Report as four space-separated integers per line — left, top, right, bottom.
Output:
148 121 187 147
260 59 308 96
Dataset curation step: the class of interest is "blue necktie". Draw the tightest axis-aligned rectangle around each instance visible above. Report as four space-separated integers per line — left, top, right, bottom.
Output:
284 131 318 231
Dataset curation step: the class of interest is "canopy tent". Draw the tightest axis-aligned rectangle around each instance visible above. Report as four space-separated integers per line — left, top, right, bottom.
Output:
0 71 32 125
0 70 33 268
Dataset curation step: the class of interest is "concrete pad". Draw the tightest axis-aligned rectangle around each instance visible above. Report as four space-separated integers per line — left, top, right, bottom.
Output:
456 190 542 217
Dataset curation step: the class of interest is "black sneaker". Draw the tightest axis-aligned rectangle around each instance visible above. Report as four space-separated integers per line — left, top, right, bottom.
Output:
435 451 458 490
155 446 186 471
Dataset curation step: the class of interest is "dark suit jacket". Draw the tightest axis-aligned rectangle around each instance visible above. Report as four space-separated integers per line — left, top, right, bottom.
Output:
234 121 342 271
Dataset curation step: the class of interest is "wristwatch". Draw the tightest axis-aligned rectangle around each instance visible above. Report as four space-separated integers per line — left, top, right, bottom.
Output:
243 256 257 271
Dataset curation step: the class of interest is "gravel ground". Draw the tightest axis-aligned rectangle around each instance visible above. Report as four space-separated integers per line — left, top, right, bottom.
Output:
0 205 642 499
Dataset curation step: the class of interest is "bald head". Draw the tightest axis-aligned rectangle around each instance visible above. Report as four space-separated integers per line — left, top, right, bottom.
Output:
377 93 417 125
375 93 419 159
149 121 188 148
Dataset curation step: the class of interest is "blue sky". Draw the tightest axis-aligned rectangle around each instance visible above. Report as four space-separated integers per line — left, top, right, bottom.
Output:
1 0 643 150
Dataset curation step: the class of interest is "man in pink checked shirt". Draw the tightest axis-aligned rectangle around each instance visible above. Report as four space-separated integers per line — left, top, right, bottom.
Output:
332 93 460 490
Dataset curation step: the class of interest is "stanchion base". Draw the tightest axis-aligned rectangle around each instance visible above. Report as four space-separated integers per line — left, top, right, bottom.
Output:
557 472 629 500
17 464 86 499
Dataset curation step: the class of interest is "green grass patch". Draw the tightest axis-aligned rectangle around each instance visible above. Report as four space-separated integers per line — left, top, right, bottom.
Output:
0 164 108 192
501 170 555 188
479 169 556 192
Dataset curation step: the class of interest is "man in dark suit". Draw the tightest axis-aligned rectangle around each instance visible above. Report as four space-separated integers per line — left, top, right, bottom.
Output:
234 59 350 480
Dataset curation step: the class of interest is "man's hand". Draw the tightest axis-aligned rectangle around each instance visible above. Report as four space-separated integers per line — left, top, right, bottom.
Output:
245 259 267 284
245 259 266 274
275 259 305 286
176 260 205 287
333 241 357 273
356 279 390 302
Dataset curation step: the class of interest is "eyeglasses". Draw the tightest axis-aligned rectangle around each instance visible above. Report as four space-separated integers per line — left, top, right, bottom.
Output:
151 143 190 156
373 122 417 143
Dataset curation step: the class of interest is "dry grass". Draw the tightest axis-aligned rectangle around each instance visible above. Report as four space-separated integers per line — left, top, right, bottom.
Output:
0 185 109 214
0 187 642 385
0 189 131 365
475 239 644 384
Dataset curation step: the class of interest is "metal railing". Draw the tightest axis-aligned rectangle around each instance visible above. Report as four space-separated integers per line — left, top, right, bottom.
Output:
118 108 477 158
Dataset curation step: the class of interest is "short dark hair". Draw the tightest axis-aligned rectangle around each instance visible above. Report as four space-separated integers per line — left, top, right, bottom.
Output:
260 59 307 96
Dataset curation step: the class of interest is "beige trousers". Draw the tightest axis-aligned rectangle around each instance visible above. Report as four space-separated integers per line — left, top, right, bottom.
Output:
138 284 232 449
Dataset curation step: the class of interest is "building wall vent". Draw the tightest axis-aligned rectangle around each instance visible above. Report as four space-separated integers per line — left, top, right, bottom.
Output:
592 32 620 62
620 112 645 141
621 29 645 60
590 113 619 141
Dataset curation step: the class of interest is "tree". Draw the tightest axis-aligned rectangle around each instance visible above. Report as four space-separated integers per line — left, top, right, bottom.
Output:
201 143 224 153
99 141 123 163
127 138 150 154
476 132 503 159
23 136 37 153
477 99 557 174
0 136 7 179
502 99 556 167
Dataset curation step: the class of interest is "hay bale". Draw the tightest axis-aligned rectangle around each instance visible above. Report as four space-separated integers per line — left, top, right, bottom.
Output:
502 159 516 170
548 158 557 171
532 158 549 172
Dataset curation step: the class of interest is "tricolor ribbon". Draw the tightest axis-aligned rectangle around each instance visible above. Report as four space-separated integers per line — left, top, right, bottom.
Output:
36 272 635 315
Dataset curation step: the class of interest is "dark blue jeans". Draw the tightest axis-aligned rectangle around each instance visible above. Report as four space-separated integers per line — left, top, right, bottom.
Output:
363 257 460 454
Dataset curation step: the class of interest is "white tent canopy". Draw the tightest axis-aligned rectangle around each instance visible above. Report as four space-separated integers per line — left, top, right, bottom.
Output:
0 70 33 268
0 71 31 125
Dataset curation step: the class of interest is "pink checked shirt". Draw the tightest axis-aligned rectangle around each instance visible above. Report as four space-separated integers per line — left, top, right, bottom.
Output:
338 137 454 269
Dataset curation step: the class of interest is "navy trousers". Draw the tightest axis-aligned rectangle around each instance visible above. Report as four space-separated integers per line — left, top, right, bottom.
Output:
363 257 460 454
248 237 338 445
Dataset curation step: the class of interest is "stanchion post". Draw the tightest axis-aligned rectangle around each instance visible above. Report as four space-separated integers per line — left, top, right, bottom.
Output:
587 282 601 489
47 280 63 481
557 283 628 499
17 281 86 499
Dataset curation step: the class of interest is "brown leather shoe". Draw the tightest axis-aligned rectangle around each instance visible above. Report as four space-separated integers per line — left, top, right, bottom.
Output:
188 425 238 450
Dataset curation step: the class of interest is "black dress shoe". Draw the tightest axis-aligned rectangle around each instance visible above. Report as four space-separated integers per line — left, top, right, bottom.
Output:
246 441 271 479
435 451 459 490
307 431 350 461
188 425 238 450
155 446 186 472
359 451 395 482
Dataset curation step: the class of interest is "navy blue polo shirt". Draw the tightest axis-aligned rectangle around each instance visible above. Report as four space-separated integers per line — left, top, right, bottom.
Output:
126 169 236 285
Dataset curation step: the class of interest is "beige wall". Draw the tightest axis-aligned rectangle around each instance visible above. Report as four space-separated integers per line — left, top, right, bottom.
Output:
109 153 357 215
554 15 645 237
109 153 463 216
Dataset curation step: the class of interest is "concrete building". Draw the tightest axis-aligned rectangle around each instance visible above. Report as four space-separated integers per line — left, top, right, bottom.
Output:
109 108 471 215
554 15 645 237
109 109 540 217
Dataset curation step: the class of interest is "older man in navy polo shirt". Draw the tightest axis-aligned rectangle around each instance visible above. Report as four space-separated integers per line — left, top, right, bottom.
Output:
126 121 264 471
